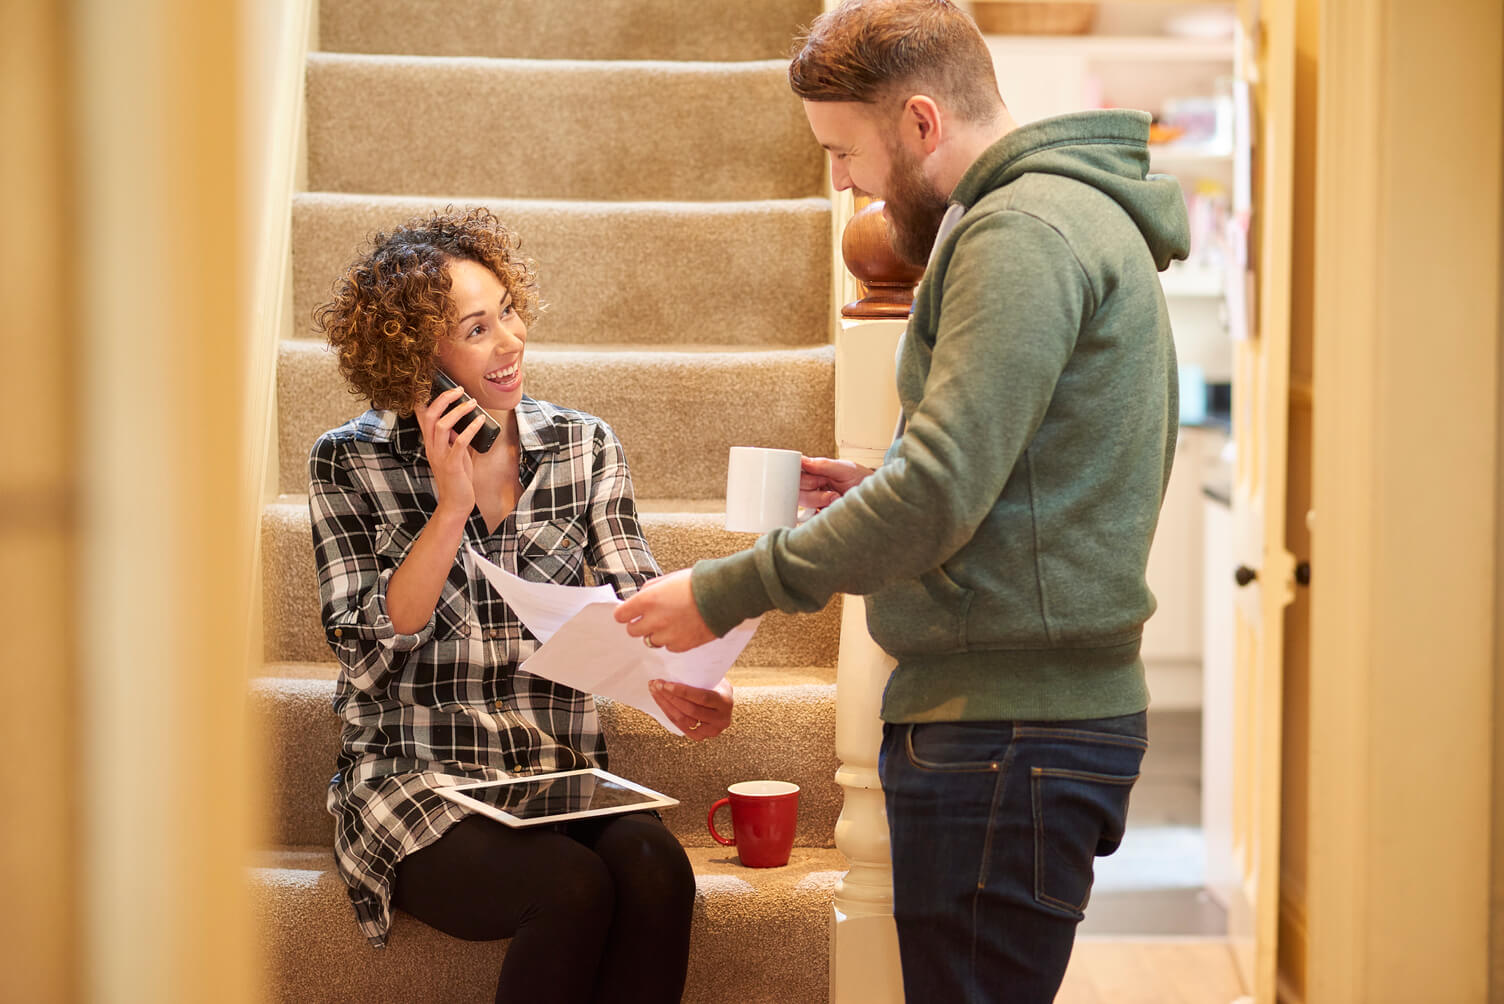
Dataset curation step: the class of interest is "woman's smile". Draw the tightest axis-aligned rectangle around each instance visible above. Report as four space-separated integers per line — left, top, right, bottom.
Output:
484 359 522 392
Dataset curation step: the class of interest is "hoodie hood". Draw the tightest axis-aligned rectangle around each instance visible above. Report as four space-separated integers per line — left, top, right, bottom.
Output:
950 110 1191 271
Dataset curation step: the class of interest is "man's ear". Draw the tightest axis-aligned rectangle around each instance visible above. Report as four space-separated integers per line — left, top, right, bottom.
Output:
902 95 943 155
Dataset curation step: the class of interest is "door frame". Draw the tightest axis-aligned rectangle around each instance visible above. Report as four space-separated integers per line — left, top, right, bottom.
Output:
1306 1 1501 1000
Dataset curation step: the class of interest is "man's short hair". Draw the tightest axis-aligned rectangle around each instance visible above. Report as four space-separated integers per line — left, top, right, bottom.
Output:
788 0 1004 123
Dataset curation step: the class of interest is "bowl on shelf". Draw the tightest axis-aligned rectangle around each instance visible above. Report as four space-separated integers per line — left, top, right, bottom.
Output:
1149 122 1187 145
1163 7 1237 40
968 2 1098 35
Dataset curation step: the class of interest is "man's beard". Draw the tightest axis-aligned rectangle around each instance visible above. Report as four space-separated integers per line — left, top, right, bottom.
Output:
881 141 950 268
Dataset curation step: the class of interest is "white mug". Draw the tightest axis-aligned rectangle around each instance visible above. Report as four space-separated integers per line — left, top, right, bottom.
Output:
725 446 801 533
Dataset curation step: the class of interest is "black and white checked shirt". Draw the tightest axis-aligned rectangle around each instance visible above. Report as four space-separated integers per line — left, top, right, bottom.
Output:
308 396 659 946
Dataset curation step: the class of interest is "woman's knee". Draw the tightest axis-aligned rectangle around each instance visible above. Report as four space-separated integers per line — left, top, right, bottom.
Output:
595 817 695 911
536 850 616 925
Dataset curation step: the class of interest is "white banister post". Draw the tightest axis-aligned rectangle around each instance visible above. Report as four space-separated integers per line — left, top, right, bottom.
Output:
828 316 906 1004
811 4 909 988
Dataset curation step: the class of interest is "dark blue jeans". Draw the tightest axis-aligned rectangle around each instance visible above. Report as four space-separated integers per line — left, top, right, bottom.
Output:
879 713 1148 1003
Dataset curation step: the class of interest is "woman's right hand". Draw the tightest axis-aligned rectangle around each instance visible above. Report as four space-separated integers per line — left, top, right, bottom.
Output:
799 455 874 512
386 389 483 635
416 387 483 518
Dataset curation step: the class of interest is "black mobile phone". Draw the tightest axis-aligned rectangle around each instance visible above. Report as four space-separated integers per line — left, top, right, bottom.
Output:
430 370 501 453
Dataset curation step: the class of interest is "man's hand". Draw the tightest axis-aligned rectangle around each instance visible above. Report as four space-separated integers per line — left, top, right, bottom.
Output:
614 568 716 652
799 455 874 512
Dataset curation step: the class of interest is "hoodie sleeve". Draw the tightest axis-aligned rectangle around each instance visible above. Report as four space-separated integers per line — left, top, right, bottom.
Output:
692 209 1093 634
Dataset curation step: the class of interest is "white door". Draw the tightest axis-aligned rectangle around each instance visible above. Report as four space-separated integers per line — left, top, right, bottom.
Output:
1220 0 1298 999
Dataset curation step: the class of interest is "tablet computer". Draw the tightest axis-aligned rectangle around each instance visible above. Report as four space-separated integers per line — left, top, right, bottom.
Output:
435 767 678 828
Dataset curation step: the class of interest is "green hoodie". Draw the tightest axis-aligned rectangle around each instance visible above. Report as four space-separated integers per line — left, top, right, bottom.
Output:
693 109 1191 722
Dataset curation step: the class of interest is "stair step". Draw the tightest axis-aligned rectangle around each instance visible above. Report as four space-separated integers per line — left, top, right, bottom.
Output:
306 54 824 201
254 844 841 1004
291 192 832 348
276 338 836 498
254 664 839 849
262 500 841 667
318 0 822 62
264 498 842 670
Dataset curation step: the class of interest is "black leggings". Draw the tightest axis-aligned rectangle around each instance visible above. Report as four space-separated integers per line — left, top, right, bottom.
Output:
392 811 695 1004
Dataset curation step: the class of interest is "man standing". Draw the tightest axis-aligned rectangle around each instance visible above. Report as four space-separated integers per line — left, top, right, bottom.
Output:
618 1 1190 998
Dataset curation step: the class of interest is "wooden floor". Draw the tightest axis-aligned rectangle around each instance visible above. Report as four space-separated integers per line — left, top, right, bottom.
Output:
1057 937 1247 1003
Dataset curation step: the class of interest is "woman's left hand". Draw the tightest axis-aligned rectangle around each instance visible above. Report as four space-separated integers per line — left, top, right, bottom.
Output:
649 678 734 741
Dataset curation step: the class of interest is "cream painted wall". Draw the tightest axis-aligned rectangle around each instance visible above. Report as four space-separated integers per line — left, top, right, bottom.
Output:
1307 1 1501 1000
1493 42 1504 996
242 0 313 507
238 0 313 744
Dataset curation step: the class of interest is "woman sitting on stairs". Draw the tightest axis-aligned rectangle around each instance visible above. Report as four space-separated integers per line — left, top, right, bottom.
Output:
308 206 729 1004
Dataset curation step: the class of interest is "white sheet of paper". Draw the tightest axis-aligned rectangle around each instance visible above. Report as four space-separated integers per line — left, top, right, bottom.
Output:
466 548 619 640
467 546 758 735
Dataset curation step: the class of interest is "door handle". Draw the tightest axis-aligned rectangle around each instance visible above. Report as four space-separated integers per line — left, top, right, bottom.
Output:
1236 562 1310 588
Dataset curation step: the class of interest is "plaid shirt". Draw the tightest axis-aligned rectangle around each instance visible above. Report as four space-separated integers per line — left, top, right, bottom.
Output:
307 396 659 946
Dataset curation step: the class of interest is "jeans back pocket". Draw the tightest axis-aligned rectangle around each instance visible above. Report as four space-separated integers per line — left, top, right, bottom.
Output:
1030 766 1140 919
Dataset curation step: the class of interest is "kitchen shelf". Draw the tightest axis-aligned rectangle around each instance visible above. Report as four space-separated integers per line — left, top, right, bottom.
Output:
1152 141 1234 163
981 34 1233 63
1151 143 1235 181
1161 263 1225 298
985 32 1235 160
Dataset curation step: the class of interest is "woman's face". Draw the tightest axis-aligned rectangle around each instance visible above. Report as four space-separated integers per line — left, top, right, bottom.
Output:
434 258 528 414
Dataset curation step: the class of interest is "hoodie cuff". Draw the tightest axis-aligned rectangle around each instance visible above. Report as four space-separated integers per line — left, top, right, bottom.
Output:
691 550 773 638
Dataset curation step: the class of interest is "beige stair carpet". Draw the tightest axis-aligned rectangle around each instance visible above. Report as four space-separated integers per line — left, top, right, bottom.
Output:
275 339 838 499
256 846 844 1004
254 664 841 850
260 0 841 998
306 55 824 201
292 193 832 347
321 0 821 62
260 500 843 670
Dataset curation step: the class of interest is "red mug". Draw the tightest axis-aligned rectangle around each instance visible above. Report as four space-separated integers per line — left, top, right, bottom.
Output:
707 780 800 867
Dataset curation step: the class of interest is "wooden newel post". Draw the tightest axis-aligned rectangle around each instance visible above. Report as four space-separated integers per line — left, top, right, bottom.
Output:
828 197 910 1002
840 200 925 320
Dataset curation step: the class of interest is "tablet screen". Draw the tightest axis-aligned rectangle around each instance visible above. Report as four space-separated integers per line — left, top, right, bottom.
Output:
457 771 663 821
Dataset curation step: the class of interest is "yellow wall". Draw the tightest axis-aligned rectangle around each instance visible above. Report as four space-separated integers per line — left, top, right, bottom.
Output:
1 1 79 998
1277 2 1320 996
3 1 261 999
1494 16 1504 993
1494 36 1504 996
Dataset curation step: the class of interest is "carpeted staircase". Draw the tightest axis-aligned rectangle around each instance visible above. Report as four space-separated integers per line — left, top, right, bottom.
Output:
253 2 848 1000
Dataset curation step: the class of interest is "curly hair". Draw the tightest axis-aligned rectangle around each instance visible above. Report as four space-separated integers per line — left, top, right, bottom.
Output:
314 207 544 414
